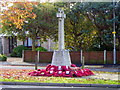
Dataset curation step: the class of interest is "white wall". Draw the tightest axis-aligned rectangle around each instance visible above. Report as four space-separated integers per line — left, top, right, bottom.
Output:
41 38 57 51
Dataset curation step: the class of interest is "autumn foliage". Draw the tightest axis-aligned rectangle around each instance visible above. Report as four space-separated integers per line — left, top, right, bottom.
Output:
0 1 38 29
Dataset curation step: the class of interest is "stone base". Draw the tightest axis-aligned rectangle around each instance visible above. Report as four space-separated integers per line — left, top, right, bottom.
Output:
51 50 71 66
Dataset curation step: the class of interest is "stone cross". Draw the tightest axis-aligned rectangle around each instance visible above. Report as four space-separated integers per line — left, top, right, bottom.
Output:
56 8 66 51
51 8 71 66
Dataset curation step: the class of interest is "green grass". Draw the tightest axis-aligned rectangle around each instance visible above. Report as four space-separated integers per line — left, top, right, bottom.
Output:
0 77 119 85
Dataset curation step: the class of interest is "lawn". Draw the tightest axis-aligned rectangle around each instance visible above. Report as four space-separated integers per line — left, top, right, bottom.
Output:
0 69 119 85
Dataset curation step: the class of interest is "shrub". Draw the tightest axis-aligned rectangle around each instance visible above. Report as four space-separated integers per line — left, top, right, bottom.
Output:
10 45 31 57
36 47 47 52
0 54 7 61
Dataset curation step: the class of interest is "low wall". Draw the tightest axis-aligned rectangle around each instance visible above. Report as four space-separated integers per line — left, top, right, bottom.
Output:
23 50 120 64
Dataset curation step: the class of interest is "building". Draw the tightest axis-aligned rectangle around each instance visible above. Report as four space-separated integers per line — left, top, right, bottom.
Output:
0 34 57 55
0 34 20 55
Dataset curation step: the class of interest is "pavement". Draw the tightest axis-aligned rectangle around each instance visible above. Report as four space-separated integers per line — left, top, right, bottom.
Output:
0 61 119 72
0 61 49 66
0 61 120 88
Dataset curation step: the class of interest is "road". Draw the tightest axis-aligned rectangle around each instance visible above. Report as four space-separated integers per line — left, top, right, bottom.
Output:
0 65 45 70
0 65 119 72
0 85 119 90
0 61 119 72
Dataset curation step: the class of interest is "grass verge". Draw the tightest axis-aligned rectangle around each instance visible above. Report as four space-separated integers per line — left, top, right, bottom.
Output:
0 77 119 85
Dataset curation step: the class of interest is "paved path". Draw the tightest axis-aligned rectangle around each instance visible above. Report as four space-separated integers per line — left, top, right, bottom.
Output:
88 68 119 72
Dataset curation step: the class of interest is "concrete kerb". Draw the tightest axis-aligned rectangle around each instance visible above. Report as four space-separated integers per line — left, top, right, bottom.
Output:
90 84 120 88
1 82 120 88
64 83 91 87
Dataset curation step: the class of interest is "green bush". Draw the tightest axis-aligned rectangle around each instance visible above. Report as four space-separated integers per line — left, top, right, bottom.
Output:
36 47 47 52
10 45 31 57
0 54 7 61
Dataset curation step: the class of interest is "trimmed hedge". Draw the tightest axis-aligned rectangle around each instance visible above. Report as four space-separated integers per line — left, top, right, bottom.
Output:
0 54 7 61
10 45 31 57
36 47 47 51
10 45 47 57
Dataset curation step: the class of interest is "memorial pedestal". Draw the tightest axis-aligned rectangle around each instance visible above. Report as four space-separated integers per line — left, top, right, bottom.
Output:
51 50 71 66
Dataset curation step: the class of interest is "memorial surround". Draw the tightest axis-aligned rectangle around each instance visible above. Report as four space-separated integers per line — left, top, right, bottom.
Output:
28 9 94 77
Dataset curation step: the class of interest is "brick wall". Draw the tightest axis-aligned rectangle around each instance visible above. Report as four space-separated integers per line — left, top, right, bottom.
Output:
23 51 120 64
23 51 53 63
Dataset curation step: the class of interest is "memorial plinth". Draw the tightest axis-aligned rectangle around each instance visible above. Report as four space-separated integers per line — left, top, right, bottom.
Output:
51 50 71 66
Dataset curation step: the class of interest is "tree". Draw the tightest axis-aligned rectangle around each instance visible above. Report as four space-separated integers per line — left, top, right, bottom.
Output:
64 3 97 51
24 3 57 50
52 2 97 51
76 2 120 51
1 2 57 51
0 2 37 40
115 1 120 50
1 2 37 29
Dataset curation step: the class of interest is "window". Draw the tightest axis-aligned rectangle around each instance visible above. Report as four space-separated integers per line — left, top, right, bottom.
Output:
24 38 41 47
28 38 32 46
24 39 27 46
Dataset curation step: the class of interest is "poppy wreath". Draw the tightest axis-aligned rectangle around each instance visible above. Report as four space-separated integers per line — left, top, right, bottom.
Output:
46 64 51 71
77 69 86 76
54 71 63 77
37 69 41 71
56 66 62 71
71 64 77 67
83 69 94 75
53 66 63 77
28 70 41 76
61 66 71 71
47 65 57 72
46 70 55 77
38 69 46 76
28 64 94 77
62 70 73 77
72 71 83 77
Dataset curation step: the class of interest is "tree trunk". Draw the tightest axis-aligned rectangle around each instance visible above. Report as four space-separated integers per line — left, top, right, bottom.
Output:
32 38 36 51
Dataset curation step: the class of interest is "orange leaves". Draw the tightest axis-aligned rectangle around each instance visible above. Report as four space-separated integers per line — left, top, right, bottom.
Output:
31 13 37 19
1 2 37 29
